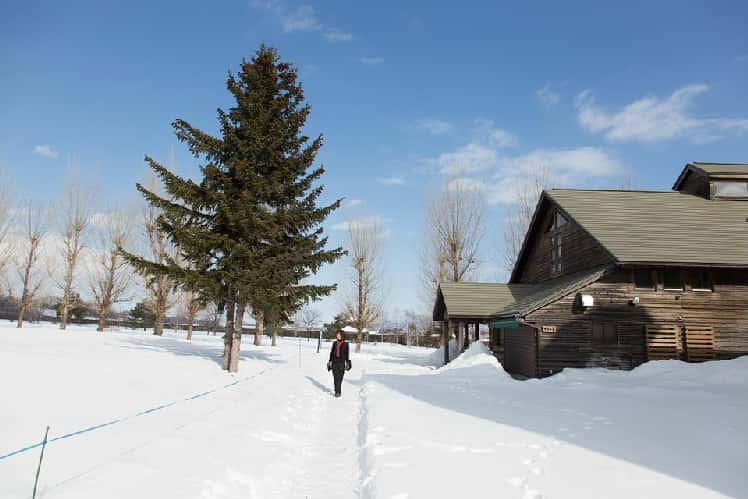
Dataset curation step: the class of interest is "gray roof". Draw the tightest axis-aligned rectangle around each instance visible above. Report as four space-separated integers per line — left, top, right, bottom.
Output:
547 189 748 267
687 162 748 175
495 266 611 318
436 282 536 319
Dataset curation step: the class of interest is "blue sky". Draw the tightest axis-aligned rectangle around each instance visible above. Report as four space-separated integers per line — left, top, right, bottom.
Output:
1 1 747 321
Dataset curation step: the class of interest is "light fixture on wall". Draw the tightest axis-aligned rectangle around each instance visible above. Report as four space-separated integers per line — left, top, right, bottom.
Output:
580 294 594 308
630 296 640 307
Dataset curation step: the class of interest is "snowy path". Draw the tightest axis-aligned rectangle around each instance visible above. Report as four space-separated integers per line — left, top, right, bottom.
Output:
1 325 747 499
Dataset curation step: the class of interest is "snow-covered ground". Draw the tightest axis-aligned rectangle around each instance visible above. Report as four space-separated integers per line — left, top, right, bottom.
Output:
1 322 746 498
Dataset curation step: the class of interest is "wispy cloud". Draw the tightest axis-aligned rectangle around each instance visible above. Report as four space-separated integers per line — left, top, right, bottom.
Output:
435 121 517 175
325 30 353 42
536 83 561 107
575 84 748 144
252 1 352 42
377 176 405 186
280 4 320 32
438 143 497 175
331 215 383 230
360 56 384 65
345 198 364 208
416 119 453 135
32 144 59 159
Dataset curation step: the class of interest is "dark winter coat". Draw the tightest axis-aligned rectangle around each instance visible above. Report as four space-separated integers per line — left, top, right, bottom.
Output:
329 340 351 368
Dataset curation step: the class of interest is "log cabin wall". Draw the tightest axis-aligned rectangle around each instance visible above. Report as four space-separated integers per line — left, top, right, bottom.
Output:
524 267 748 377
514 202 614 284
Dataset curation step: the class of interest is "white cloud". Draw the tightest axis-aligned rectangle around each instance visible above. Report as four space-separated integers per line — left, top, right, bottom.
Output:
280 5 320 32
33 144 59 159
536 83 561 107
331 215 383 230
575 84 748 144
252 1 352 42
416 119 453 135
446 177 486 192
488 128 518 148
377 176 405 186
345 198 364 208
324 30 353 42
360 56 384 65
438 143 497 175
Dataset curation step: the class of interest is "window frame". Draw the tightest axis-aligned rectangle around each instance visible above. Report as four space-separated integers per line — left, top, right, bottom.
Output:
661 269 683 292
549 209 567 275
592 321 619 346
690 270 713 292
711 180 748 198
632 269 655 290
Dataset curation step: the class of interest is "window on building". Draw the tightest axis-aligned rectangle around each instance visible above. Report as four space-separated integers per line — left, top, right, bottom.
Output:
592 322 618 345
690 270 713 291
633 269 655 289
712 181 748 198
661 270 683 291
549 210 567 274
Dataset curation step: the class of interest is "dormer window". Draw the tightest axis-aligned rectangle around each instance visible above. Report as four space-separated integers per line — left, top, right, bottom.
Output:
712 181 748 198
550 210 567 274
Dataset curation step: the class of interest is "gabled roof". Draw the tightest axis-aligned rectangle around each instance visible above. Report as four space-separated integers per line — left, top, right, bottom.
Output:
495 266 611 318
544 189 748 268
673 162 748 190
434 282 537 321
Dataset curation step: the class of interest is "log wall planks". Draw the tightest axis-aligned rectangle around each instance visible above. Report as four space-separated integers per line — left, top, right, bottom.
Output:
523 268 748 377
515 203 614 284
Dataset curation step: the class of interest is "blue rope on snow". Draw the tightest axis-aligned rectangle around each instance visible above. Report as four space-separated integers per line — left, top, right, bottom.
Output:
0 368 270 463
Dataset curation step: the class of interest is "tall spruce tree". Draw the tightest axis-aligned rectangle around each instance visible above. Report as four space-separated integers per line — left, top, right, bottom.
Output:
122 45 343 371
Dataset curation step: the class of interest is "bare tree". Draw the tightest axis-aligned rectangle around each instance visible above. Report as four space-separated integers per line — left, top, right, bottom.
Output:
89 208 132 332
0 174 13 293
179 285 205 340
139 174 177 336
343 219 384 352
502 166 550 272
15 201 47 328
420 180 485 307
295 307 321 341
205 301 222 335
54 181 93 330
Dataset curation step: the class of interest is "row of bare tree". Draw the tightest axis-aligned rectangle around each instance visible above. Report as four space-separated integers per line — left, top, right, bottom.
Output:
0 169 210 336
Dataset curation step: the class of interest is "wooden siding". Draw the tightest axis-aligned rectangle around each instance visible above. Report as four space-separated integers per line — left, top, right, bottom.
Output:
503 326 537 378
514 203 613 284
676 170 710 198
523 267 748 377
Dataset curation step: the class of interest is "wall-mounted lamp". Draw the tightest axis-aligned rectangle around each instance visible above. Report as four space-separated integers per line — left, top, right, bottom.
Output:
630 296 640 306
580 294 594 308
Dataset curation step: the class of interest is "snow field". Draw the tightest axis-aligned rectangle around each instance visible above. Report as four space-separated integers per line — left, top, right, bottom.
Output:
1 324 747 498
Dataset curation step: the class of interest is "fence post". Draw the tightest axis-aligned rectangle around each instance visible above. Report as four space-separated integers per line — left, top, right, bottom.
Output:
32 426 50 499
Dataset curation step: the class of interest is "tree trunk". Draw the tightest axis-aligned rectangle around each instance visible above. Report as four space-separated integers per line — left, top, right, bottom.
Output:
229 305 243 373
355 329 362 353
97 313 106 332
223 297 236 371
186 316 194 341
16 305 26 328
153 310 164 336
60 302 69 330
271 320 277 347
254 309 264 346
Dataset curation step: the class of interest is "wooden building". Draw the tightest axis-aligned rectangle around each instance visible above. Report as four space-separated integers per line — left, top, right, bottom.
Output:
433 162 748 377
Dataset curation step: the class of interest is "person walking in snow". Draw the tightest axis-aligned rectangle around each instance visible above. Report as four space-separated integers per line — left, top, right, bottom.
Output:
327 330 351 397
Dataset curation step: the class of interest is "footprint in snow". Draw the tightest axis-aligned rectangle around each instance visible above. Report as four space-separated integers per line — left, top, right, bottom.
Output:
522 487 543 499
505 476 526 488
